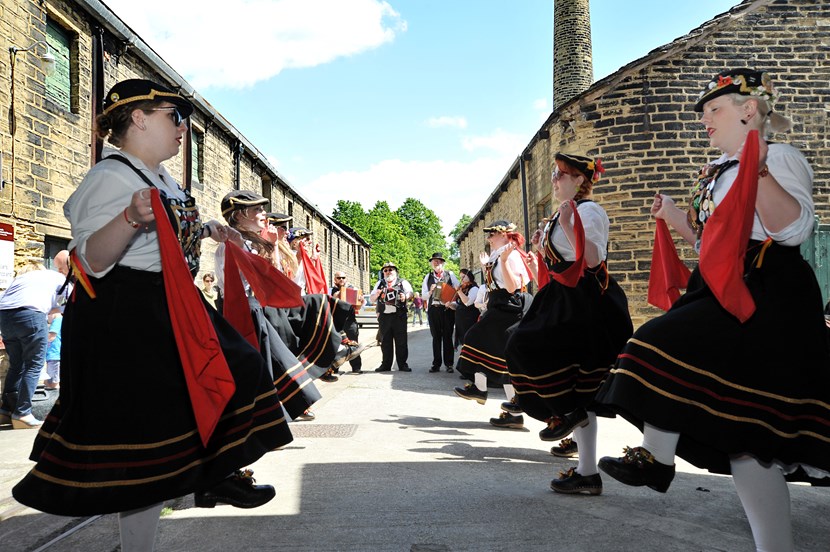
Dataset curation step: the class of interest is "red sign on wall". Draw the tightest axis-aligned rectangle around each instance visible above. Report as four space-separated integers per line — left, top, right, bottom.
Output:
0 223 15 289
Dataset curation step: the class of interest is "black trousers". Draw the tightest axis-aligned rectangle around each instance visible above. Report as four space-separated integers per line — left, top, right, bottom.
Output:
427 304 455 368
343 317 361 371
378 310 408 370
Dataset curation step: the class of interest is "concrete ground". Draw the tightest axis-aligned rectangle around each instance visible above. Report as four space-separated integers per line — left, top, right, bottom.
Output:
0 324 828 551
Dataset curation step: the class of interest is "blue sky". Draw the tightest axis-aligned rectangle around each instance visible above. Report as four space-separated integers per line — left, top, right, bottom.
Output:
104 0 741 236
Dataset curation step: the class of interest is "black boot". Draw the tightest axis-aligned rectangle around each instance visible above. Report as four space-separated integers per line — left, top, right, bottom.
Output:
194 469 276 508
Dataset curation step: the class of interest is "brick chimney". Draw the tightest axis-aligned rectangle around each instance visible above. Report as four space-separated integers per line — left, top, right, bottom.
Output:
553 0 593 111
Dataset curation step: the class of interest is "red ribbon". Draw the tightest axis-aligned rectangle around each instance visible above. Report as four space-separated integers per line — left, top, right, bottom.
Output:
222 241 304 348
698 130 760 322
647 218 692 311
152 188 235 448
298 246 328 294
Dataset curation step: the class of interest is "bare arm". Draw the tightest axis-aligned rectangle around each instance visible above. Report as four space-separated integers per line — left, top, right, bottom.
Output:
652 193 697 245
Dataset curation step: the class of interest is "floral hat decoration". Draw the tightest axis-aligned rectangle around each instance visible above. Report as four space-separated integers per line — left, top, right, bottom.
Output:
694 69 777 112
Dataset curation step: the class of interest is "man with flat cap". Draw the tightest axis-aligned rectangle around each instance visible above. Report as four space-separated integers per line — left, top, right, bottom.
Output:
421 252 460 372
370 262 413 372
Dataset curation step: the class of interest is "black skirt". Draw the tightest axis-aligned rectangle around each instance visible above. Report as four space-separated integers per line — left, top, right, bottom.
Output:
454 299 480 347
250 297 321 419
456 289 531 385
265 294 348 379
13 266 292 516
596 241 830 481
507 267 632 421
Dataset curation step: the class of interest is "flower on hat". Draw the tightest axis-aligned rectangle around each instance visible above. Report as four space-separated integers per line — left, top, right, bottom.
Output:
587 158 605 182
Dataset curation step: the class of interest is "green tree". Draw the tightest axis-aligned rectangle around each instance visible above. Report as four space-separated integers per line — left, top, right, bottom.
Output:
395 198 452 278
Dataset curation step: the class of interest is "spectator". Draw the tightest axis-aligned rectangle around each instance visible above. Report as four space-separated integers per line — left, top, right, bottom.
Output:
44 312 62 390
0 256 67 429
411 294 424 326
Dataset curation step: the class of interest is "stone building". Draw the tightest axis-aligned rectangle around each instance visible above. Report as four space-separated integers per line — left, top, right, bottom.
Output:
457 0 830 327
0 0 372 292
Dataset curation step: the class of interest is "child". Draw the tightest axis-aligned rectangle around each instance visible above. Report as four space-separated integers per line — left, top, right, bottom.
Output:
44 313 62 389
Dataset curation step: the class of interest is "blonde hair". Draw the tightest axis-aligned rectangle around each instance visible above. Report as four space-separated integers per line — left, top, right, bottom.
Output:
728 93 792 136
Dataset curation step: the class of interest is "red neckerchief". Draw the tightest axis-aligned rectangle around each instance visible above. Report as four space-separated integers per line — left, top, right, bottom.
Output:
550 200 586 287
698 130 760 322
151 188 235 448
647 218 692 311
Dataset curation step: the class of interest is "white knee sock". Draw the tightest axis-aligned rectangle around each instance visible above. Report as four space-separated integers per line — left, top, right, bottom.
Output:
731 456 793 552
118 502 163 552
574 411 598 476
503 384 515 403
642 422 680 465
474 372 487 393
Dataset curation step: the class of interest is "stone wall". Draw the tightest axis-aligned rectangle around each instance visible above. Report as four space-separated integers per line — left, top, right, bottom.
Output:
460 0 830 327
0 0 370 288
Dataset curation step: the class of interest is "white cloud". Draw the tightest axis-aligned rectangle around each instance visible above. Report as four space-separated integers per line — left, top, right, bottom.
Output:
425 116 468 129
299 155 516 238
461 129 526 156
104 0 407 89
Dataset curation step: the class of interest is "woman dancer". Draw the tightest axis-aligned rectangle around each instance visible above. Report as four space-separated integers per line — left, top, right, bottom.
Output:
506 153 632 495
596 69 830 551
453 220 532 430
13 79 289 551
451 268 481 352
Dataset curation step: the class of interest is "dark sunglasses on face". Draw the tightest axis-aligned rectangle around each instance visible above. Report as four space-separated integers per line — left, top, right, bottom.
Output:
335 276 346 280
147 107 186 126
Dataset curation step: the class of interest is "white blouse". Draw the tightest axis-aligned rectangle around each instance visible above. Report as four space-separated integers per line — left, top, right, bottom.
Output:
709 143 814 246
65 149 188 277
549 201 610 262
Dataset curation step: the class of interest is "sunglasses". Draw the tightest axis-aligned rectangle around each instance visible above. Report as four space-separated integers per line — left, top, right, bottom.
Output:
334 276 346 280
552 168 579 182
383 269 395 273
147 107 186 126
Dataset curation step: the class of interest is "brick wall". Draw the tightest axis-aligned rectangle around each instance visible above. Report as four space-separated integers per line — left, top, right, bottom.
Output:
460 0 830 327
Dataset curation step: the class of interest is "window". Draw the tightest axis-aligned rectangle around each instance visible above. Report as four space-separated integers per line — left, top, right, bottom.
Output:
191 127 204 186
43 236 70 271
45 18 75 112
287 200 293 217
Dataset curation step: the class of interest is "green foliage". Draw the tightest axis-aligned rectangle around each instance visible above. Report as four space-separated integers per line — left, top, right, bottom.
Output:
331 197 455 283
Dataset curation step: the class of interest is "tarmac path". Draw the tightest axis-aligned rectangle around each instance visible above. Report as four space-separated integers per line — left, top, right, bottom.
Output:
1 325 827 551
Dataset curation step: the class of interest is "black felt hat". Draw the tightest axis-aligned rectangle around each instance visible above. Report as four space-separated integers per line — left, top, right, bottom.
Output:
287 227 312 241
483 220 517 233
428 252 445 262
220 190 268 219
103 79 194 118
694 69 776 112
265 212 292 226
555 153 605 183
